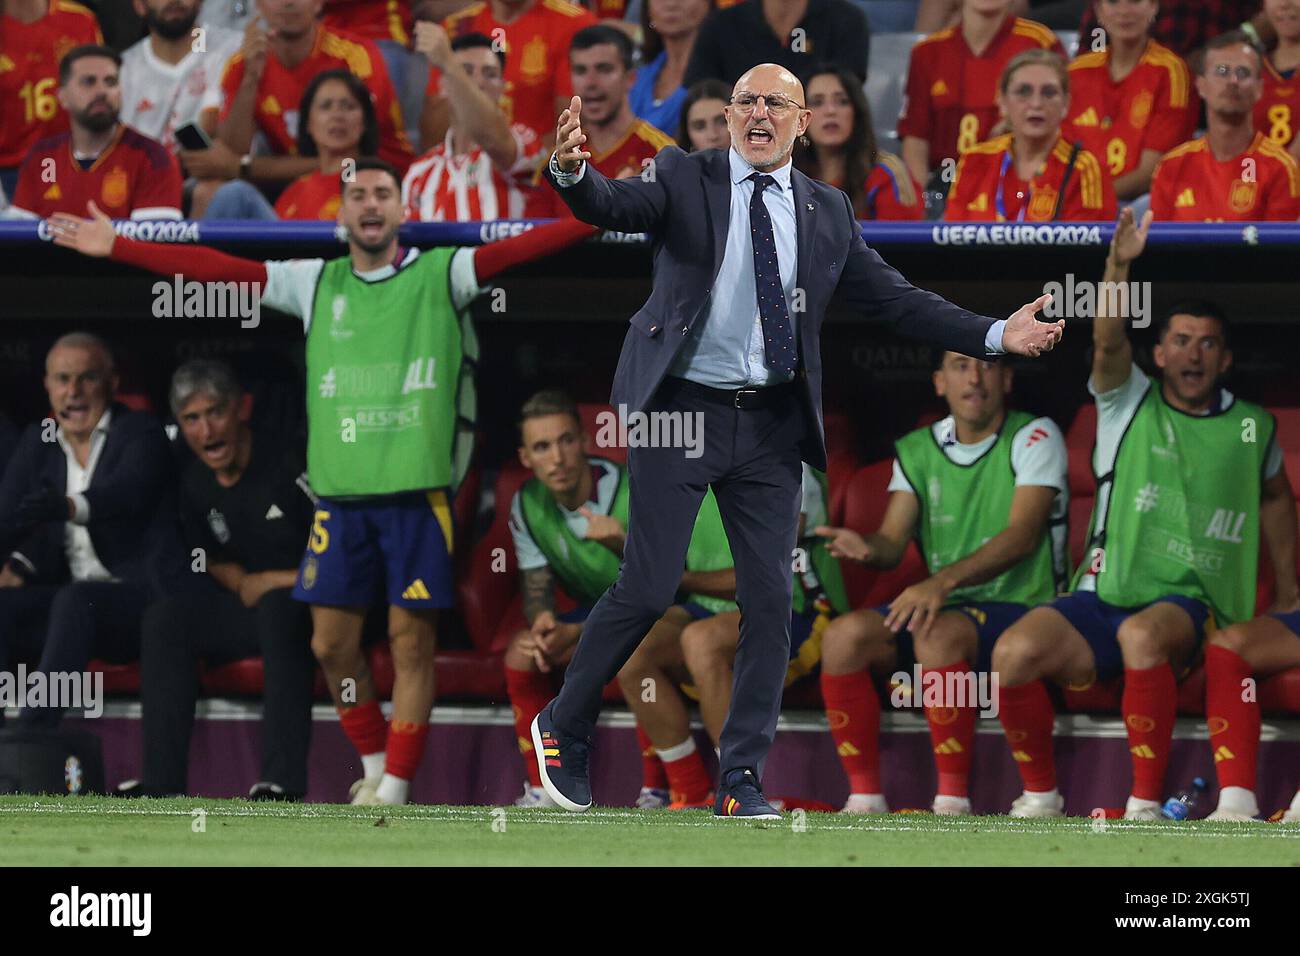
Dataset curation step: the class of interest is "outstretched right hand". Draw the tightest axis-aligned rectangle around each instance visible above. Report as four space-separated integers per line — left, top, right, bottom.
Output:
554 95 591 173
49 201 116 258
813 525 873 564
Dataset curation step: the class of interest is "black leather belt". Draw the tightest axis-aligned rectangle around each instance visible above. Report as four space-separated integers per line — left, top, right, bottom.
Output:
664 377 797 410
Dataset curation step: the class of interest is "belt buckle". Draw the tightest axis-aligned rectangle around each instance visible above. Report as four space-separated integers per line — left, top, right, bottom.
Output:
734 388 758 409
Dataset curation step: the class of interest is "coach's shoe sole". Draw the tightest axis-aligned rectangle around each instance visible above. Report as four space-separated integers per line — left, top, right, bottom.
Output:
530 714 592 813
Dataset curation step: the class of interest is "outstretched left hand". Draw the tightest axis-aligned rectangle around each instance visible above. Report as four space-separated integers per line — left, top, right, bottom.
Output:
1002 293 1063 358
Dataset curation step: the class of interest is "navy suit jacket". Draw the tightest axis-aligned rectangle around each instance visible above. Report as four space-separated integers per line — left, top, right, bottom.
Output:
547 146 998 469
0 402 181 592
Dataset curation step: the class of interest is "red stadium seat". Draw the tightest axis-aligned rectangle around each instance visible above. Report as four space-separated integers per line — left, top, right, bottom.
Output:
838 460 927 608
578 402 622 464
457 464 532 652
88 660 141 695
1268 406 1300 454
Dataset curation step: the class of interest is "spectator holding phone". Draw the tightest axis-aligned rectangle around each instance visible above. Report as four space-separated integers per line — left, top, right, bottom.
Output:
120 0 242 154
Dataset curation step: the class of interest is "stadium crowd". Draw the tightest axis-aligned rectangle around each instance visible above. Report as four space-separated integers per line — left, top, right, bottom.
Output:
1 0 1299 821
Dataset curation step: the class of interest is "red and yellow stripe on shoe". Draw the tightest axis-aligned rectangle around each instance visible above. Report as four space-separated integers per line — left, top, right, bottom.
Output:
541 731 561 768
721 795 741 816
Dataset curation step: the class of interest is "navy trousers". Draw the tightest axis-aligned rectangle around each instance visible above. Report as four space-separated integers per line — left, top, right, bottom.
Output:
552 377 805 778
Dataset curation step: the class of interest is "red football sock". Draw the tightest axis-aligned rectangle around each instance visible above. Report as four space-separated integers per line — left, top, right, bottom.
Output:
998 680 1057 792
636 724 669 790
1204 645 1260 791
384 720 430 781
337 699 387 757
662 750 714 805
1123 664 1177 802
923 662 978 798
820 670 881 794
505 667 553 788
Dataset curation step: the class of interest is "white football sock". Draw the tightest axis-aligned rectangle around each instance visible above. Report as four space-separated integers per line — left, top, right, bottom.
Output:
376 773 409 805
655 737 697 763
1216 785 1259 816
1126 795 1161 813
361 751 386 780
1023 787 1061 804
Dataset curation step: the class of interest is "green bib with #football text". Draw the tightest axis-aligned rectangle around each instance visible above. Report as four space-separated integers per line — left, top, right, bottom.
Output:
895 409 1059 606
1078 385 1272 627
305 248 477 497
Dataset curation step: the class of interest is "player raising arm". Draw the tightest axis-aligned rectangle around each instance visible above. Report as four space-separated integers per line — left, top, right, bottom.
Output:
988 206 1292 819
50 164 594 805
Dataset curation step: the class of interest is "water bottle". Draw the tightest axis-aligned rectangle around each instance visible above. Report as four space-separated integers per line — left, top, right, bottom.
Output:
1161 777 1208 820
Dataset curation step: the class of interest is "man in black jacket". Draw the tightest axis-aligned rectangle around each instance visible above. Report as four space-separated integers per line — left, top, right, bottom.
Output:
125 359 316 800
0 332 178 727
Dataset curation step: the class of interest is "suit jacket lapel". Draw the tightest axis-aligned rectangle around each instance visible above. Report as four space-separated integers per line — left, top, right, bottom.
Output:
792 169 814 295
707 149 731 282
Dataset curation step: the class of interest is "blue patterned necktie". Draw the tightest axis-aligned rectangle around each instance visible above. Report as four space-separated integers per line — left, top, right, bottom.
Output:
747 173 798 378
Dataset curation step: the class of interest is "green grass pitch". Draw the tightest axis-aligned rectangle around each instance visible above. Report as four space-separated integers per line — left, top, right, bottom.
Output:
2 795 1298 866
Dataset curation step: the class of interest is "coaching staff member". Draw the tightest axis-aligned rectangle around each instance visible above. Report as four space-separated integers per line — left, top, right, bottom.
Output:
124 360 317 800
0 333 179 728
534 63 1064 818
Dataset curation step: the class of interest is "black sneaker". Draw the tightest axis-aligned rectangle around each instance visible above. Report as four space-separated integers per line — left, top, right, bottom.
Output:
248 781 303 802
530 701 592 812
715 768 781 820
115 779 181 798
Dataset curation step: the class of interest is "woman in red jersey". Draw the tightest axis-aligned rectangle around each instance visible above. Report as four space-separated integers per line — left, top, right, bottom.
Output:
946 49 1116 221
276 69 380 220
1065 0 1196 199
795 64 925 220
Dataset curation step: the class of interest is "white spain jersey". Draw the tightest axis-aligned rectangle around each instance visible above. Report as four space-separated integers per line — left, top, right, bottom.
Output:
120 27 241 153
402 124 547 222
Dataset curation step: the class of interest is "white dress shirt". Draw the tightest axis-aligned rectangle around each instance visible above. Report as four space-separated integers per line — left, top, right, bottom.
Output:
58 409 116 582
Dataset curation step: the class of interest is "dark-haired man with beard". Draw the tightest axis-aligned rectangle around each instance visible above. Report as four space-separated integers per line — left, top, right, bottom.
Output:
10 45 183 220
120 0 242 154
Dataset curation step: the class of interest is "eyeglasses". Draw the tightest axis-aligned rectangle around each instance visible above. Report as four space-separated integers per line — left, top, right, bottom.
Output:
1006 84 1063 102
1210 64 1256 81
728 92 806 116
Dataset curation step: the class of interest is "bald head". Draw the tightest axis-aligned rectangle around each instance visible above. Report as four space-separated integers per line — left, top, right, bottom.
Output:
726 62 810 171
733 64 805 103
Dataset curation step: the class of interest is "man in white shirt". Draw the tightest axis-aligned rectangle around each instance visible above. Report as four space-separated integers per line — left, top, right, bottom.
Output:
120 0 242 153
0 333 180 729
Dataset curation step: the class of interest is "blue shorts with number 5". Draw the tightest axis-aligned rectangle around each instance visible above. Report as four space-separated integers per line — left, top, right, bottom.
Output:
293 490 455 608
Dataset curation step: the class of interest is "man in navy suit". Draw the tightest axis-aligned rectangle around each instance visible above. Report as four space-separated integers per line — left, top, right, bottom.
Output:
533 63 1063 818
0 333 179 728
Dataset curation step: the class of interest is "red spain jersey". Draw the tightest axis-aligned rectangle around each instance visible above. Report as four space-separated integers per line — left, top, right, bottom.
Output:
219 26 414 173
274 169 341 220
944 132 1114 221
1066 40 1196 178
1150 133 1300 221
840 152 923 220
0 0 103 168
589 118 673 180
321 0 409 44
898 16 1063 170
11 125 182 218
427 0 597 141
581 0 628 18
402 123 549 221
1255 58 1300 150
